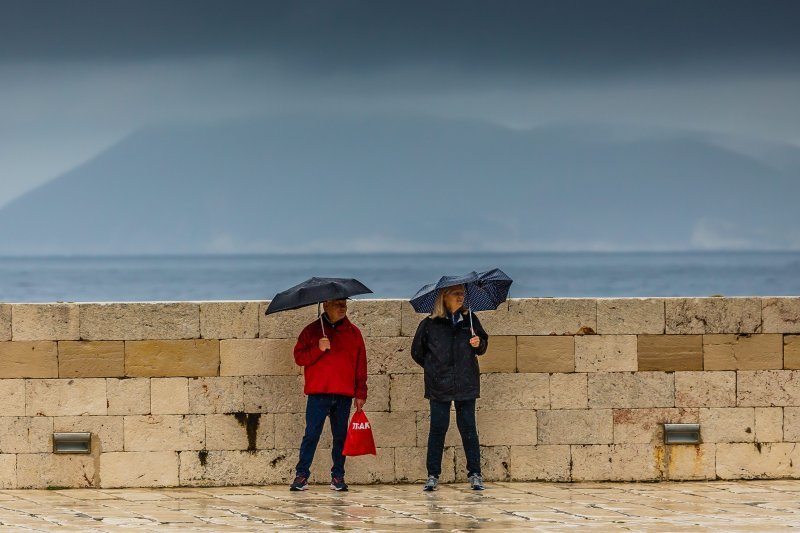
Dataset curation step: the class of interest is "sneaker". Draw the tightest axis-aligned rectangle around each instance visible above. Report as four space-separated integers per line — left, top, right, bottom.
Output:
330 476 348 491
289 475 308 491
468 473 484 491
423 475 439 491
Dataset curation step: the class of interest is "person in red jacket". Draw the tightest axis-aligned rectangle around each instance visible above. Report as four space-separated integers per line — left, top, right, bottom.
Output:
289 298 367 492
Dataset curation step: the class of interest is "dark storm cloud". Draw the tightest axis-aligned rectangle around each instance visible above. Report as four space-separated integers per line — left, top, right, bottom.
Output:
1 0 799 78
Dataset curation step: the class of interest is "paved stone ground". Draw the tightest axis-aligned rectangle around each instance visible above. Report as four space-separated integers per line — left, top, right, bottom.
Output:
1 481 800 531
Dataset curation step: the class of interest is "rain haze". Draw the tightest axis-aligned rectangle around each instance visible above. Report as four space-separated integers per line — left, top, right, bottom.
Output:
1 0 799 254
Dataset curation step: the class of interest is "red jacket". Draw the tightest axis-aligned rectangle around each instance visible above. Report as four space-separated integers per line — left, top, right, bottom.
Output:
294 316 368 400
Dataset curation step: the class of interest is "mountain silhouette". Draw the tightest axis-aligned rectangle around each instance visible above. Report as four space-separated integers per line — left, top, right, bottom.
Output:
0 114 797 254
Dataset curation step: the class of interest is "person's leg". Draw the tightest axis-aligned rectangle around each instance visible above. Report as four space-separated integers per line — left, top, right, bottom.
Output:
329 395 353 479
295 395 332 478
426 399 451 477
455 399 481 476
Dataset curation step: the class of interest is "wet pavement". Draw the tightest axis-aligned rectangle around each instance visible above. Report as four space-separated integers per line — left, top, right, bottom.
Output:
1 481 800 531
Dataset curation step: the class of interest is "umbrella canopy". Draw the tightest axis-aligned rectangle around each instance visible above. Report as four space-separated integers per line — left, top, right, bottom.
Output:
265 277 373 315
410 268 513 314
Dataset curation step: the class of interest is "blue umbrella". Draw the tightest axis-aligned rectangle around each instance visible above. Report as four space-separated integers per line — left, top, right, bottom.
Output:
410 268 513 333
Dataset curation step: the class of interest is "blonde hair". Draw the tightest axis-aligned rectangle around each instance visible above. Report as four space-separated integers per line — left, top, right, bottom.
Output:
431 285 466 319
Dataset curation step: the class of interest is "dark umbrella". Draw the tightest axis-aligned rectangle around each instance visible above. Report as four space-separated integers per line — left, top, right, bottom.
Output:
266 277 373 337
410 268 513 334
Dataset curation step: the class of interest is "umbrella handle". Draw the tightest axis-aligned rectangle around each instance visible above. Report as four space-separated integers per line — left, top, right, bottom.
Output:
318 303 327 338
469 307 475 337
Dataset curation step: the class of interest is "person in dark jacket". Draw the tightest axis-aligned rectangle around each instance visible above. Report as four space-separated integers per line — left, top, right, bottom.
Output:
289 298 368 492
411 284 489 491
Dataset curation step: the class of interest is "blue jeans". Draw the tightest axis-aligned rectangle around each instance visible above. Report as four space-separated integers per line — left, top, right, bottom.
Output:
427 399 481 477
295 394 353 479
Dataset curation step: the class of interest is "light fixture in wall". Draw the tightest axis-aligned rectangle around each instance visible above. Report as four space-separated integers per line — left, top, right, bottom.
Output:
53 432 92 454
663 423 701 444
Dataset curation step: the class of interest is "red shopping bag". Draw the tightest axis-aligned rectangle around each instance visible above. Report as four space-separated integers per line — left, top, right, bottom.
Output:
342 409 377 456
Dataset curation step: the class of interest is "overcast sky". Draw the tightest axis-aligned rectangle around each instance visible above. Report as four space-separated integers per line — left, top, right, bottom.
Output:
1 0 799 207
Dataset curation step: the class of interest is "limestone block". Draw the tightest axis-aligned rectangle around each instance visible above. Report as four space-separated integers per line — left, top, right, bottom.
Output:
597 298 665 334
347 300 402 337
123 415 205 451
366 411 417 447
613 408 699 444
763 297 800 334
365 336 418 375
26 378 107 416
716 443 800 479
389 374 426 412
400 301 426 337
16 454 97 488
665 297 761 334
665 444 716 480
479 373 549 410
125 340 220 378
454 445 510 482
0 341 58 378
588 372 674 408
755 407 783 442
151 377 189 415
637 335 702 371
464 303 510 336
53 416 124 452
219 339 300 376
538 409 612 445
179 449 295 486
364 374 390 412
550 373 588 409
509 445 571 481
477 409 537 446
699 408 755 443
738 370 800 407
58 341 124 378
0 454 14 489
274 412 332 449
0 379 26 415
0 304 11 341
188 377 244 414
783 407 800 441
312 448 396 484
416 410 461 448
205 413 274 451
478 336 517 373
394 446 456 483
571 444 664 481
200 302 259 339
575 335 637 372
674 371 736 407
80 302 200 340
504 299 596 336
11 303 79 341
0 417 53 453
259 303 317 339
517 336 574 373
243 375 306 413
100 451 179 487
703 334 783 370
786 336 800 369
107 378 150 415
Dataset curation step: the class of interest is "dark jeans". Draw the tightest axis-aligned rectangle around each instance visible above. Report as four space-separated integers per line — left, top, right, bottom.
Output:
295 394 353 479
426 399 481 477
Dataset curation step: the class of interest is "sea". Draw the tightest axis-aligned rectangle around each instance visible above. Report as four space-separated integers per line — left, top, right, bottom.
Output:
0 252 798 303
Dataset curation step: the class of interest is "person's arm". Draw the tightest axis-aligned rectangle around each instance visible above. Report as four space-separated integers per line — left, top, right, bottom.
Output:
354 331 368 408
293 326 327 367
472 315 489 356
411 318 427 367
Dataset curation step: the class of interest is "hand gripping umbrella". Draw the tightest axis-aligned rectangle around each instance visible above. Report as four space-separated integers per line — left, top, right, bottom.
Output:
410 268 513 335
266 277 372 337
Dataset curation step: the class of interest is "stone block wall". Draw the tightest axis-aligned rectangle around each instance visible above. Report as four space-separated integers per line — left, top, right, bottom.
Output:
0 297 799 487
